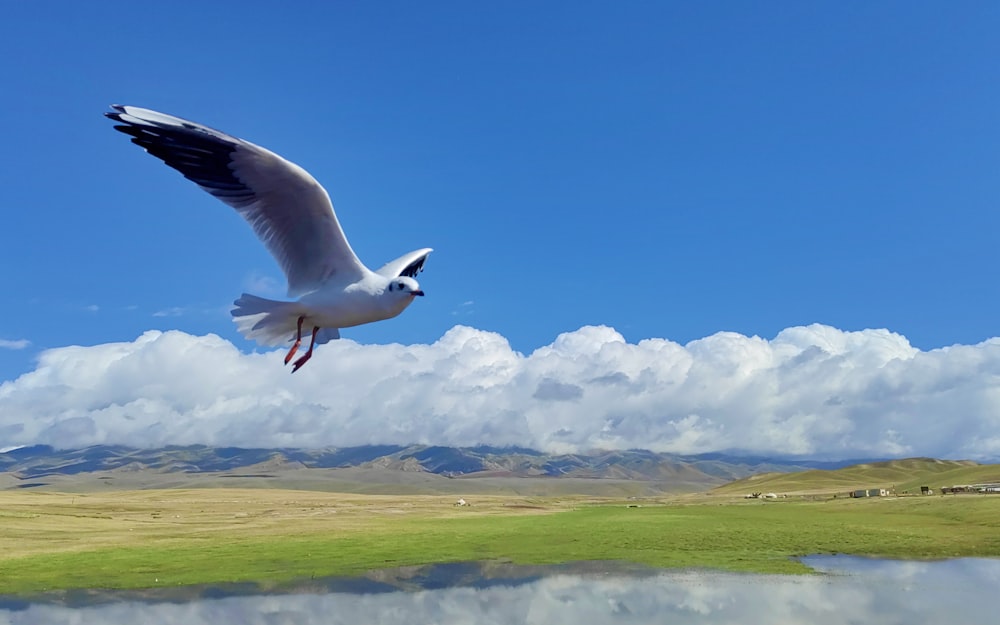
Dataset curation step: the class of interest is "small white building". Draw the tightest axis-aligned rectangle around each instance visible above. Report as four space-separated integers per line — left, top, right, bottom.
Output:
852 488 889 498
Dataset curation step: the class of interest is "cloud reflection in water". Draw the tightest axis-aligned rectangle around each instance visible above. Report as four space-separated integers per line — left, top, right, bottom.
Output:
4 557 998 625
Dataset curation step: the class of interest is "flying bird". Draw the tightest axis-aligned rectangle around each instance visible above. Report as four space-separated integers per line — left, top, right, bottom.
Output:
106 105 432 372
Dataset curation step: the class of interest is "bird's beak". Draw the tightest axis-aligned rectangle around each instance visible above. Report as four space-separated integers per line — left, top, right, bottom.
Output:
412 290 425 297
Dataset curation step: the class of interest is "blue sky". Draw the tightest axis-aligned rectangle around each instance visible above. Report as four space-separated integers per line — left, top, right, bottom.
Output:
1 3 998 458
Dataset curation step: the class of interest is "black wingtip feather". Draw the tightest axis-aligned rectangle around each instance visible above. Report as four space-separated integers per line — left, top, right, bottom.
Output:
399 256 428 278
106 105 254 204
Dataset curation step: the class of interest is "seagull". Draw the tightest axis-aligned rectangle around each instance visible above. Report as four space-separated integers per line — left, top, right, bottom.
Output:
106 105 432 372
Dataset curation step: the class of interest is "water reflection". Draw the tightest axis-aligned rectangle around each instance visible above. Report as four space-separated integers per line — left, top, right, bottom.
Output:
4 558 998 625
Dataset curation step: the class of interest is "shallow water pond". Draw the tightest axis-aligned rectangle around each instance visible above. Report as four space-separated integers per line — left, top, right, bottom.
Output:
3 557 998 624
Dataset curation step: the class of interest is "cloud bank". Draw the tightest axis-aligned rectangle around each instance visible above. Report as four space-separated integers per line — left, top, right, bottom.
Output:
1 324 998 459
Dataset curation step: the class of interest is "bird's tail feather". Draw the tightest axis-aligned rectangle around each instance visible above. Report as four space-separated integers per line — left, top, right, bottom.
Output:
231 294 305 347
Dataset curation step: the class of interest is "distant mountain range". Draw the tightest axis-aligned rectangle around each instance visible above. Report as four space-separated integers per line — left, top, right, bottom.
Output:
0 443 877 485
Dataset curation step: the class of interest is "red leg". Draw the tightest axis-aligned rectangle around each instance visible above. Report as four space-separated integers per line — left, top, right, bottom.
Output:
284 316 305 365
291 325 320 373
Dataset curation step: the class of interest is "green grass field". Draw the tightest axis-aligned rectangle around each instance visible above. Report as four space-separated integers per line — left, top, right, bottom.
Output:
1 488 999 595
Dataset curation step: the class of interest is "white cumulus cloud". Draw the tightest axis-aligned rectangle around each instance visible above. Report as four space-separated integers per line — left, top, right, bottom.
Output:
0 338 30 350
0 324 998 459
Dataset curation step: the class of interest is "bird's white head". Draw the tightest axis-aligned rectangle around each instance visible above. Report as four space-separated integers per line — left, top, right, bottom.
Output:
387 276 425 299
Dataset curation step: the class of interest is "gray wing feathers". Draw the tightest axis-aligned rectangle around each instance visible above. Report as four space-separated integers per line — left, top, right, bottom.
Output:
226 148 365 295
106 105 367 297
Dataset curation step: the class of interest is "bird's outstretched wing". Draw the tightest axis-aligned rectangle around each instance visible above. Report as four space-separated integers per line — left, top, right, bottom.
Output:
375 248 433 278
106 105 367 296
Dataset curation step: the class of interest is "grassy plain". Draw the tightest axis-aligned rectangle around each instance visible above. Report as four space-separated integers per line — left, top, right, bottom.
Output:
2 488 999 595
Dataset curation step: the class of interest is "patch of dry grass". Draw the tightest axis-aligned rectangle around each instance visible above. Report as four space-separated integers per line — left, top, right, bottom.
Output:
0 489 565 560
